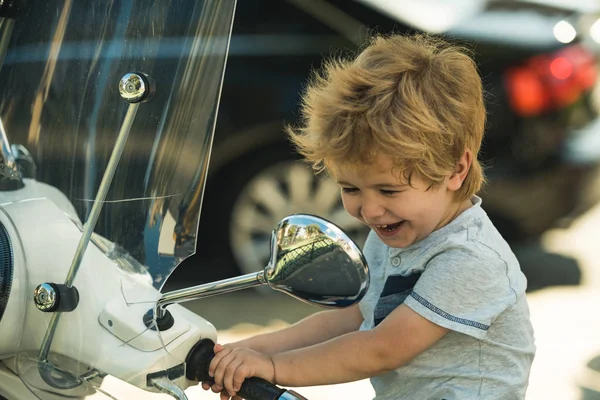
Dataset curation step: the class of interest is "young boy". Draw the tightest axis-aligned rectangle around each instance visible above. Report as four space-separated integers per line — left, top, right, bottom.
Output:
203 33 536 400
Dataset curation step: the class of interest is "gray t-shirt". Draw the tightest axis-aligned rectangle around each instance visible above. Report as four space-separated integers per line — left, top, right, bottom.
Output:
358 196 536 400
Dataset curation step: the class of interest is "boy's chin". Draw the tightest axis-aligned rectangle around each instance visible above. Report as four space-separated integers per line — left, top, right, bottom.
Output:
376 233 415 249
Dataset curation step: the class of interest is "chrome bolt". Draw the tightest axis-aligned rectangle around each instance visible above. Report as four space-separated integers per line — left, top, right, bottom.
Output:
34 283 58 312
118 72 149 103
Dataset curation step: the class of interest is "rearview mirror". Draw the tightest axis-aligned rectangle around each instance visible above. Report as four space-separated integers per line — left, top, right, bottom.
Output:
265 214 369 307
156 214 370 315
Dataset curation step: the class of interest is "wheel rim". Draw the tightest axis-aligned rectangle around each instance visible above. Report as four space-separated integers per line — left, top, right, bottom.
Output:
230 160 368 275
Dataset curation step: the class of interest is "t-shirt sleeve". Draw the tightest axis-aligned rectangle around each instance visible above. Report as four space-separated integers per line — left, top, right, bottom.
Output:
403 244 517 339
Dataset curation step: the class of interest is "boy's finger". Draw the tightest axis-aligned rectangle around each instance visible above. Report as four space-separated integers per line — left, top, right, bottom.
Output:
219 391 230 400
214 343 225 353
232 364 249 393
221 389 237 400
201 381 210 390
223 359 244 396
213 350 241 387
209 346 232 378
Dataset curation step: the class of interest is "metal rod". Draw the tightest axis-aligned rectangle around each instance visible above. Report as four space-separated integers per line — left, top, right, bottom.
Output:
39 103 139 362
64 103 139 286
0 117 21 181
150 376 189 400
156 271 266 318
38 313 59 362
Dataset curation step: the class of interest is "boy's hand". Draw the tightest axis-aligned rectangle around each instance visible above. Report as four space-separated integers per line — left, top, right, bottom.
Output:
208 343 276 399
201 344 243 400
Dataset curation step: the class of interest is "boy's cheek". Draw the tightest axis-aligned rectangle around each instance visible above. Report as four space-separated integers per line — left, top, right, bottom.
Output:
340 199 356 215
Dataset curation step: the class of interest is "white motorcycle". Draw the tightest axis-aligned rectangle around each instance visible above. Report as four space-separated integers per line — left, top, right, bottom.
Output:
0 1 370 399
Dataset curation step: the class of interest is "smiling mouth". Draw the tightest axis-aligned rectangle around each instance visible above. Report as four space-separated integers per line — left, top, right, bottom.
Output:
373 221 404 236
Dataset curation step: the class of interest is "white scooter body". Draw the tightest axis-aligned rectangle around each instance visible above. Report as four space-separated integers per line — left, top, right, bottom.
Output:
0 180 217 399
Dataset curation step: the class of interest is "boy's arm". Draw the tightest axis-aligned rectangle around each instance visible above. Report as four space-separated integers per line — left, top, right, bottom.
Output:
210 304 448 395
228 305 364 354
270 247 518 386
271 304 448 386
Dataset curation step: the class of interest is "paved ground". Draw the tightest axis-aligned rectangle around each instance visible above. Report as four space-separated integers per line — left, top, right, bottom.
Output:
92 202 600 400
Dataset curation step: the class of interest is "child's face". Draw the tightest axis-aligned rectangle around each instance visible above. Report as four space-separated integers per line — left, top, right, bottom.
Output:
335 155 469 248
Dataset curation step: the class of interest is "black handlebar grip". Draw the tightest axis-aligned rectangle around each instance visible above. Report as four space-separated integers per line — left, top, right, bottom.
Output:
186 338 287 400
236 377 288 400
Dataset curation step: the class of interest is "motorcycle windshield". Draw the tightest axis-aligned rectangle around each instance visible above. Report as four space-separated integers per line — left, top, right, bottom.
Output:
0 1 233 288
0 0 235 398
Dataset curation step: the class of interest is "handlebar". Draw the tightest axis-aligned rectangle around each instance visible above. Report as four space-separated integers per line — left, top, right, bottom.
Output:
185 339 308 400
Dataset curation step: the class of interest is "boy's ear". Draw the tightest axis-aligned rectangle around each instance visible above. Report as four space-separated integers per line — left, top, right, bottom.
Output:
448 150 473 191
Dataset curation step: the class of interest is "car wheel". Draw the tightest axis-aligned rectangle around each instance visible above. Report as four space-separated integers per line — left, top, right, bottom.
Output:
200 143 369 280
230 159 368 275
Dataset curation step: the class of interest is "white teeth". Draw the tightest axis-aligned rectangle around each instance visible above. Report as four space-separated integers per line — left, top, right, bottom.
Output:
374 221 405 229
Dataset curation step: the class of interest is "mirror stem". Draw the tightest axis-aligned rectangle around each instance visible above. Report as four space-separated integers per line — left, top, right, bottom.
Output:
156 270 267 319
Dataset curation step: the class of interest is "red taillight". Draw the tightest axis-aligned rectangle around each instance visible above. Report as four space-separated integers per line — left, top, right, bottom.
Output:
550 57 572 80
504 44 598 117
504 68 547 116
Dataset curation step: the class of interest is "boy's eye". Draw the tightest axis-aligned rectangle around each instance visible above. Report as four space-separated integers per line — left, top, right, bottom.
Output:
341 187 358 194
380 189 401 196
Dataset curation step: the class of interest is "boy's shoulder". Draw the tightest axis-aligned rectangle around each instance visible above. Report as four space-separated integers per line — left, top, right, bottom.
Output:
427 203 522 284
422 197 517 264
437 207 518 268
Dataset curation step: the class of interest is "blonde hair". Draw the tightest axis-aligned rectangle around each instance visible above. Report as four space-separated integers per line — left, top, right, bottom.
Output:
286 34 487 201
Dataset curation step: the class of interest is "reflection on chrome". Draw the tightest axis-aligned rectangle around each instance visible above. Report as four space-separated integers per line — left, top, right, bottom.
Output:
156 214 370 316
118 73 152 104
0 117 21 183
267 214 369 307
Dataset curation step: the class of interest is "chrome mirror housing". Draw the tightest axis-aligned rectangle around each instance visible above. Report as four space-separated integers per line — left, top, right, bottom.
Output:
156 214 370 315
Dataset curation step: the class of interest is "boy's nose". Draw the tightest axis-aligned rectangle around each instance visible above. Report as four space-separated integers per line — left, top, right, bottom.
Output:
360 200 386 220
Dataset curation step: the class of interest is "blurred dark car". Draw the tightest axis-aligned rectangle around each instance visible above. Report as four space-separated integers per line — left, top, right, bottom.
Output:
196 0 600 279
1 0 600 283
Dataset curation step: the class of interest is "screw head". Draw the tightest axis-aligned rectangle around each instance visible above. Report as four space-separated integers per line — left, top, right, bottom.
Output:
118 73 148 103
34 283 57 312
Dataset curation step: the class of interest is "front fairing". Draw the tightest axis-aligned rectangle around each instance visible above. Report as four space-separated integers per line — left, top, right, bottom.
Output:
0 0 235 398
